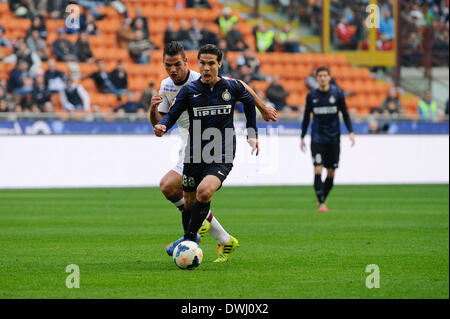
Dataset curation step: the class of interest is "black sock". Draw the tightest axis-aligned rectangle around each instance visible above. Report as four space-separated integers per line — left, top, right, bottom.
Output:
324 176 334 201
184 201 211 241
314 174 325 204
181 208 191 232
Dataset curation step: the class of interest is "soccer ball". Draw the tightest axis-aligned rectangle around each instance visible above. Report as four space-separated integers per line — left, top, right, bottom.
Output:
173 241 203 270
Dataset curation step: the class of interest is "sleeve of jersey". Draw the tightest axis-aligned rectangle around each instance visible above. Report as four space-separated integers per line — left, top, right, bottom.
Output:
235 80 258 139
158 86 188 131
301 94 312 138
338 91 354 133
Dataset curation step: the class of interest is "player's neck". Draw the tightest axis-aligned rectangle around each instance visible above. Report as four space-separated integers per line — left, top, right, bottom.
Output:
318 84 330 92
174 70 190 86
201 76 221 88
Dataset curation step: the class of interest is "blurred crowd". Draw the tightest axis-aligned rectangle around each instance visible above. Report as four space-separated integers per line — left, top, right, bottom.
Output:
0 0 448 120
299 0 448 62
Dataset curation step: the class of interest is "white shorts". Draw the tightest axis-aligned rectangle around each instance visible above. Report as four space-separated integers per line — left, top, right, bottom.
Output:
171 147 185 176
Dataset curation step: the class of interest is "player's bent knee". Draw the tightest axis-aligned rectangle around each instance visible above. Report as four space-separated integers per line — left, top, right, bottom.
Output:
160 178 177 198
196 186 215 203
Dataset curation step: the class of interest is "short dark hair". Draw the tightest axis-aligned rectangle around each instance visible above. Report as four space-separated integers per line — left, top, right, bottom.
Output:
163 41 186 59
198 44 223 63
315 66 331 76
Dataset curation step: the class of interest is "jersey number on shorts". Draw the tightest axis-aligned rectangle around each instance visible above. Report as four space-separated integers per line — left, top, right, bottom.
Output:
182 175 196 187
315 154 322 164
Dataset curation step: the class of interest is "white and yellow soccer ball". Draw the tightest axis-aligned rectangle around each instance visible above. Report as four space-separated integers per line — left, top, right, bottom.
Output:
173 241 203 270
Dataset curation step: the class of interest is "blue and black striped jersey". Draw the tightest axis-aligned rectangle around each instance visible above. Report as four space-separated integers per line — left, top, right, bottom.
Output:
301 84 353 144
159 77 257 163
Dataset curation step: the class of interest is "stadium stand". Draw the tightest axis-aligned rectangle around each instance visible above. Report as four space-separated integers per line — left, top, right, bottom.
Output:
0 0 439 119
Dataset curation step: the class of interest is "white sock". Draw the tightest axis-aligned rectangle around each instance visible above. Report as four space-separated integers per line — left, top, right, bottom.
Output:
206 211 231 245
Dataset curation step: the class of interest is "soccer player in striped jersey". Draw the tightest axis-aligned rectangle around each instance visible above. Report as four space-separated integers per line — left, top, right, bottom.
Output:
300 66 355 212
149 41 277 262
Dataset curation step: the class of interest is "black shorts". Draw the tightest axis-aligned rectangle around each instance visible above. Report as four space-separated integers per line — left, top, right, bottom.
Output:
311 142 340 169
182 163 233 193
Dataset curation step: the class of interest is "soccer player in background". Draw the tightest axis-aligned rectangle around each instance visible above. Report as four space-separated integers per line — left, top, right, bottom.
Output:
300 66 355 213
149 42 275 262
154 44 259 262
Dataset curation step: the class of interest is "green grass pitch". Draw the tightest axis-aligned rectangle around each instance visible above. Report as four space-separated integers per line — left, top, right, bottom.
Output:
0 185 448 299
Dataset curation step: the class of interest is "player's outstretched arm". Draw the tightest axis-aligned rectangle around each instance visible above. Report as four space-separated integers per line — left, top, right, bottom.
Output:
238 79 278 122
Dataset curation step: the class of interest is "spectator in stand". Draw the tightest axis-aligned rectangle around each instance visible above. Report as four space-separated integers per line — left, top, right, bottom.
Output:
0 26 11 48
28 0 48 18
26 29 49 62
265 75 290 112
217 39 233 78
60 77 90 112
109 60 128 96
45 58 67 93
132 16 149 40
226 22 248 52
164 21 179 45
0 100 9 113
176 20 195 50
9 0 29 17
117 18 135 50
18 88 39 112
52 28 78 62
236 48 268 81
115 91 144 114
402 32 423 66
379 8 395 50
131 7 150 38
7 61 33 96
139 82 158 111
336 16 358 50
189 19 203 50
128 29 155 64
3 42 33 68
0 86 14 111
80 7 99 35
277 23 300 53
219 49 234 78
76 31 95 63
418 90 439 121
48 0 69 19
89 59 120 94
200 22 219 47
31 74 52 112
78 0 108 19
186 0 211 9
426 3 441 25
253 22 275 53
379 87 403 115
215 7 238 37
410 4 426 27
26 15 48 40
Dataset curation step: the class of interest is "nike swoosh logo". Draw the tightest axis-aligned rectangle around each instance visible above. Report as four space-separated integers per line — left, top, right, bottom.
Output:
193 93 202 98
313 99 319 103
218 171 225 176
